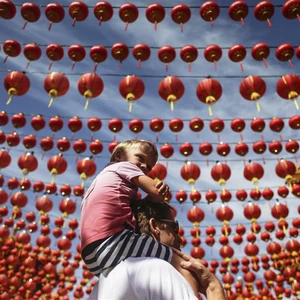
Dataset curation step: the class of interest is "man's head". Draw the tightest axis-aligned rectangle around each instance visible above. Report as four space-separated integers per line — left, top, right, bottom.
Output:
131 197 182 250
110 139 158 174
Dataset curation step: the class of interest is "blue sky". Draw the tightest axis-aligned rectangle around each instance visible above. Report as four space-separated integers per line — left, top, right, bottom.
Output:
0 0 300 298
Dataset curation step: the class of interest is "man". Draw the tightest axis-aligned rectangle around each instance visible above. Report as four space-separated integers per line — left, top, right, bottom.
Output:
88 199 225 300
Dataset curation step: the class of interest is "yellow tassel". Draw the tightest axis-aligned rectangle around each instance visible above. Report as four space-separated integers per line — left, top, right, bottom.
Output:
294 99 299 110
85 98 90 110
256 101 260 112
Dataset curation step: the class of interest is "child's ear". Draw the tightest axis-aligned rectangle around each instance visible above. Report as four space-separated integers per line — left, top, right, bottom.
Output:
114 150 122 161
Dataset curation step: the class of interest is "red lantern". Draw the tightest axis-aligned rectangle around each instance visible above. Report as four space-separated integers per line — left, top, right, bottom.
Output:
40 137 54 153
93 1 113 25
199 142 213 156
33 181 45 193
217 142 231 157
87 117 102 132
11 112 26 128
180 45 198 72
30 114 45 131
251 42 270 68
0 111 9 126
240 76 266 112
244 202 261 223
23 43 42 69
277 185 289 198
262 187 274 200
44 72 69 107
111 42 129 68
69 1 89 27
68 44 86 70
46 43 64 70
89 140 103 155
187 206 205 225
119 75 145 112
119 3 138 30
228 44 247 72
3 39 21 63
145 3 165 30
200 1 220 26
285 139 299 154
204 44 222 70
6 131 20 147
132 43 151 69
0 149 11 169
49 115 64 132
0 0 16 20
160 143 174 159
22 134 37 149
282 0 300 21
68 116 82 134
20 2 41 29
179 142 193 157
129 119 144 134
149 118 164 141
158 45 176 72
219 245 234 262
78 73 104 109
59 199 76 217
148 163 167 182
236 189 248 201
4 71 30 104
10 191 28 208
47 154 68 183
169 118 184 141
251 118 266 133
89 45 108 72
211 162 231 187
189 117 204 134
276 44 295 68
244 161 264 185
276 74 300 110
254 1 275 27
0 131 6 144
181 161 201 191
171 4 191 32
76 157 97 186
289 115 300 129
271 202 289 220
269 117 284 134
45 3 65 30
35 195 53 214
57 137 71 152
108 118 123 140
189 190 201 204
275 159 296 184
228 0 249 26
216 205 234 226
158 76 184 111
196 78 222 116
73 139 87 154
268 140 283 155
210 118 225 142
250 188 261 201
231 118 246 140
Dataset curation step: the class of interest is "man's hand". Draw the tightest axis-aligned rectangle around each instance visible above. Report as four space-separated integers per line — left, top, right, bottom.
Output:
155 181 170 198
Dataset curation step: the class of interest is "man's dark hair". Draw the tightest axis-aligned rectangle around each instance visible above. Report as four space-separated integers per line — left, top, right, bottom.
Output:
131 196 174 235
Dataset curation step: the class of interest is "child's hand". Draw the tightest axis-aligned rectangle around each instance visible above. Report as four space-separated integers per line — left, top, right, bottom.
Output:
155 181 170 198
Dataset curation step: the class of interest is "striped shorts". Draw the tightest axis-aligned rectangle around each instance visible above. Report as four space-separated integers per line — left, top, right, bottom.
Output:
82 229 173 276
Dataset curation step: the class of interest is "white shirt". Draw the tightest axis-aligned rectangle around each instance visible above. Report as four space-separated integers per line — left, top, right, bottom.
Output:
88 257 198 300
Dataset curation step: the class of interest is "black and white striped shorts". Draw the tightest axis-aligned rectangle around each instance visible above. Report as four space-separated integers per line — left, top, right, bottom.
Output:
82 229 173 276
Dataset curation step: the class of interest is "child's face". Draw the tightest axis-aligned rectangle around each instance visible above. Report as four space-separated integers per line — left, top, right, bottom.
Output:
117 144 157 174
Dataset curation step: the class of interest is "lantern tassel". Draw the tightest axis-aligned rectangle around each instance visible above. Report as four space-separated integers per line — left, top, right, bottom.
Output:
6 95 13 105
125 22 128 31
267 19 272 27
166 63 168 73
85 98 90 110
48 61 53 70
240 62 244 72
188 63 191 72
22 21 28 30
154 21 157 31
213 60 217 70
26 61 30 69
256 101 260 112
208 105 213 116
180 23 183 33
48 22 53 31
138 60 141 69
93 63 98 73
71 62 75 71
288 60 294 68
241 18 245 27
98 17 103 26
128 101 133 112
72 18 77 27
263 58 268 68
3 56 8 63
48 97 55 108
294 100 299 110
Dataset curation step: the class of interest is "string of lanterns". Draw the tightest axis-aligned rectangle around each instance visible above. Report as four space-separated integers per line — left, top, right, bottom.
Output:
1 0 300 30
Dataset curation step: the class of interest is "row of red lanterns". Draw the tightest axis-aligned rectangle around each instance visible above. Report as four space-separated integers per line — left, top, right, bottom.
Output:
2 40 300 72
1 1 299 30
1 113 300 135
3 72 300 112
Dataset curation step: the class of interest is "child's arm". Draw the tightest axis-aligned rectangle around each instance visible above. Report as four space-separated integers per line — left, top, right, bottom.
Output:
132 175 170 202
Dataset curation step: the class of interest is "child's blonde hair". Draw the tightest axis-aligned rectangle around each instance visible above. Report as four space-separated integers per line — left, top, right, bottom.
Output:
110 139 158 162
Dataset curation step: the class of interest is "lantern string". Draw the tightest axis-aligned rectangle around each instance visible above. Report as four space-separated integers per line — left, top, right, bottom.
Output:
22 21 28 30
267 19 272 28
48 22 53 31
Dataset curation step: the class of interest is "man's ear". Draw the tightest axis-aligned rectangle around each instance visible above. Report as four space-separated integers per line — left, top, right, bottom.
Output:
149 218 160 239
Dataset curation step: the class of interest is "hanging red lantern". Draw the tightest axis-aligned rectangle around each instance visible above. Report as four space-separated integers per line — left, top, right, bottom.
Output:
48 115 63 133
244 202 261 223
180 45 198 72
40 136 54 154
4 71 30 105
292 184 300 197
254 1 275 27
175 190 187 205
211 162 231 187
0 131 6 144
89 140 103 155
6 131 20 147
68 116 83 135
251 42 270 68
171 4 191 32
89 45 108 72
181 161 201 191
244 161 264 185
68 44 86 71
47 154 68 183
69 1 89 27
45 2 65 30
228 0 249 26
216 205 233 227
3 39 21 63
276 74 300 110
93 1 113 25
189 190 201 204
277 185 289 198
240 75 266 112
236 189 248 201
7 177 19 190
271 202 289 222
269 117 284 134
59 199 76 218
231 118 246 140
35 195 53 215
0 111 9 126
200 1 220 26
20 2 41 29
158 76 184 111
199 142 213 156
11 112 26 128
276 43 295 68
285 139 299 154
196 78 222 116
0 0 16 19
33 181 45 193
87 117 102 132
204 44 222 70
145 3 165 30
148 163 167 182
78 73 104 109
282 0 300 21
251 118 266 133
44 72 69 107
210 118 225 142
111 42 129 68
149 118 164 141
262 187 274 200
132 43 151 69
77 157 97 186
160 143 174 159
30 114 45 132
23 43 42 69
250 188 261 201
10 191 28 209
22 134 37 149
0 149 11 169
228 44 247 71
189 117 204 134
45 43 64 70
119 75 145 112
205 190 217 204
217 142 231 157
57 137 71 152
219 190 232 203
73 185 85 197
108 118 123 138
158 45 176 72
128 119 144 134
275 159 296 185
235 142 249 157
119 3 138 30
179 142 193 157
169 118 184 141
289 115 300 129
73 139 86 154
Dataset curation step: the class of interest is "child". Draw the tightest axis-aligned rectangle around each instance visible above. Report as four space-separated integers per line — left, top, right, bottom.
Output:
80 139 172 276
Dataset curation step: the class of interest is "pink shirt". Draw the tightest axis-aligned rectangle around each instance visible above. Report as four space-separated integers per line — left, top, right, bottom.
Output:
80 161 145 250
